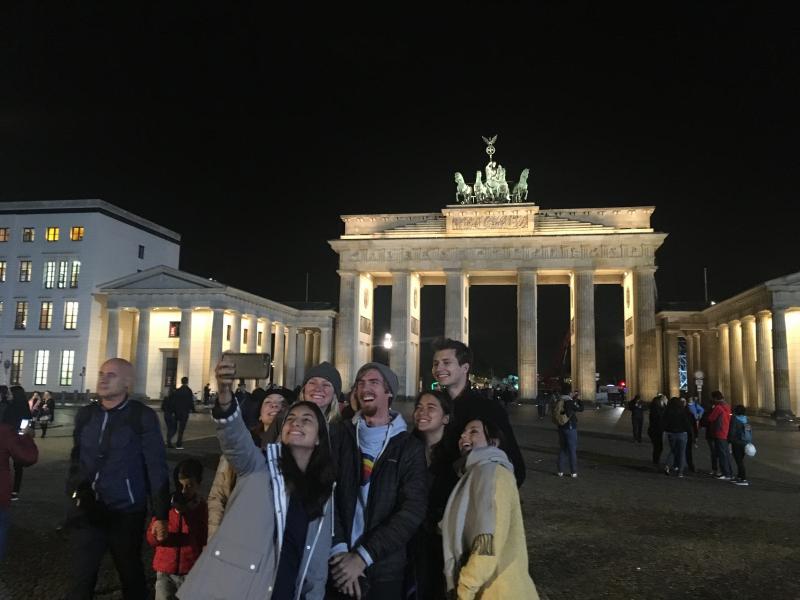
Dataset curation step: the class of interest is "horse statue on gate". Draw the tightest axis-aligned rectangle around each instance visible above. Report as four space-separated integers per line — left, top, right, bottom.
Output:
454 172 473 204
473 170 487 202
512 168 530 202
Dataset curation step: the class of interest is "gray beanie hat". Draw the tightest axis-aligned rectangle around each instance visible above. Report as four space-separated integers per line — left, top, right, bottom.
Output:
302 362 342 399
355 362 399 399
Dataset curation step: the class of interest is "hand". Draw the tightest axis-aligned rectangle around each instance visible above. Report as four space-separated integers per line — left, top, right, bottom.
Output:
215 357 236 408
330 552 365 594
152 519 168 542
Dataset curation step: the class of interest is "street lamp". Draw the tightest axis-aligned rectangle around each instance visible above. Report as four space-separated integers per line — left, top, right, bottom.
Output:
694 370 704 403
382 333 393 350
2 358 11 386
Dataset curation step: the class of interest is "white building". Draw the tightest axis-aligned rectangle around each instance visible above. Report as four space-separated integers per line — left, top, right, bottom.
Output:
0 200 336 397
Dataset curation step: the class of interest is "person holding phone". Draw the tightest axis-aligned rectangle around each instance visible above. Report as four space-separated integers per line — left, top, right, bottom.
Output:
0 411 38 559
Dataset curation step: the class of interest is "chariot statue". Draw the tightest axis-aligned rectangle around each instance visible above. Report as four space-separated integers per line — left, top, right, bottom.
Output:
453 135 532 204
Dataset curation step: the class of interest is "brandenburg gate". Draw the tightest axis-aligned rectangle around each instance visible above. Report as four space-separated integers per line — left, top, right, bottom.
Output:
330 139 667 400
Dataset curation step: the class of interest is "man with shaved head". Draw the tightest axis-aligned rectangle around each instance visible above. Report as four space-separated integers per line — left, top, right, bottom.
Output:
65 358 170 600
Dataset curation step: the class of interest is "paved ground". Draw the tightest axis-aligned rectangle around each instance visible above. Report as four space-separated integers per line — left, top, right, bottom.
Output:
2 401 799 599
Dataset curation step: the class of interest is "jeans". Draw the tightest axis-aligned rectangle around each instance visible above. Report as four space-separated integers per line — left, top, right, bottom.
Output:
557 427 578 474
155 572 185 600
707 438 718 472
0 507 8 561
666 431 687 474
714 439 732 477
632 417 643 442
175 415 189 447
164 412 177 445
66 510 147 600
732 444 747 480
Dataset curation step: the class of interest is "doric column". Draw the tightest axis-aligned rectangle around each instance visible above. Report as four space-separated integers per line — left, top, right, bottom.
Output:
295 329 307 385
312 330 321 365
517 270 538 401
229 312 241 352
246 315 258 353
755 311 774 412
692 333 702 395
285 326 297 388
571 270 596 402
209 309 225 381
320 326 333 364
105 306 120 360
666 332 680 398
177 308 193 383
741 316 757 409
685 332 694 394
134 308 151 396
771 308 793 419
729 320 744 405
718 324 731 400
634 267 658 400
261 317 272 355
304 330 314 371
389 271 422 398
445 270 469 344
699 330 718 403
334 271 375 390
273 322 285 386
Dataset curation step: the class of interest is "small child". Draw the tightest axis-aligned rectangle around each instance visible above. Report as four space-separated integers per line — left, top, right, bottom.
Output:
147 458 208 600
727 405 753 486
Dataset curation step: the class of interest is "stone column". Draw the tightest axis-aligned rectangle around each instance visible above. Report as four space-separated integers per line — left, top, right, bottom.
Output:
177 308 193 383
320 326 332 364
209 309 225 382
295 329 307 385
728 320 743 405
685 332 694 394
692 333 702 395
246 315 258 354
390 271 421 398
718 324 731 400
304 329 314 371
445 271 469 344
335 271 358 390
230 312 241 352
105 306 120 360
755 311 775 412
666 332 680 398
261 317 272 356
572 270 596 402
285 326 297 388
634 267 658 400
312 331 321 365
134 308 151 397
699 330 718 403
273 322 285 386
771 308 793 419
741 316 757 409
517 270 538 401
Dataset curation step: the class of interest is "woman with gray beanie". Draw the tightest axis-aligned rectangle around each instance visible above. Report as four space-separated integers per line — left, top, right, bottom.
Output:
299 362 343 424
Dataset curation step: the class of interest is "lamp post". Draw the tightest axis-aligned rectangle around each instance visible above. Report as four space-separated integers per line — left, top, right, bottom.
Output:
1 355 9 386
80 366 87 399
595 372 601 409
694 370 704 403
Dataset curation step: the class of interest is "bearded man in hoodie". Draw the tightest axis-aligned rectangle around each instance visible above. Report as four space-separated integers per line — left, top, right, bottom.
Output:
328 362 428 600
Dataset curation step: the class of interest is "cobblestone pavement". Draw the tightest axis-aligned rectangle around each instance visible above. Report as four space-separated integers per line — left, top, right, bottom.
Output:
2 402 799 599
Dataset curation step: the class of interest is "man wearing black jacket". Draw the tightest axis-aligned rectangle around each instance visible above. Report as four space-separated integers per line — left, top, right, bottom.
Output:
432 338 526 487
171 377 194 450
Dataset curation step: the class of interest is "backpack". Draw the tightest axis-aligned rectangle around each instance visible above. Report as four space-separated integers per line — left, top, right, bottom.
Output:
737 421 753 444
552 397 570 427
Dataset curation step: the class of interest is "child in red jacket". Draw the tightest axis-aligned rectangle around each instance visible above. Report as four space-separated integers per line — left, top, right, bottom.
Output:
147 458 207 600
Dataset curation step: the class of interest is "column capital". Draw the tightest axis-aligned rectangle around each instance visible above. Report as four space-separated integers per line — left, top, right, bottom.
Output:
718 322 729 331
634 265 658 275
741 315 756 324
756 309 772 319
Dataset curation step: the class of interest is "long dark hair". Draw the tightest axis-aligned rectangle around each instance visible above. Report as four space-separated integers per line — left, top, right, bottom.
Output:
412 390 452 465
278 400 336 519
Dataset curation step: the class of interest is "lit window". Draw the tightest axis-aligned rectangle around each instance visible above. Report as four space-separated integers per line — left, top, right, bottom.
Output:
0 260 6 282
23 228 35 242
60 350 75 386
168 321 181 338
138 245 145 259
70 260 81 288
43 261 56 288
19 260 32 282
10 350 23 385
226 324 231 341
34 350 49 385
64 301 79 329
0 228 8 242
57 261 68 288
14 300 28 329
70 226 84 241
39 301 53 330
46 227 60 241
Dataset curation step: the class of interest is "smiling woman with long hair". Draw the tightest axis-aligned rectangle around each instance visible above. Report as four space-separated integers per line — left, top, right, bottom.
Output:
179 358 336 600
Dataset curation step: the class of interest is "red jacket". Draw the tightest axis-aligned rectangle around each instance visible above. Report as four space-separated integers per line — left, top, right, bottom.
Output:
147 499 208 575
0 424 38 509
706 402 732 440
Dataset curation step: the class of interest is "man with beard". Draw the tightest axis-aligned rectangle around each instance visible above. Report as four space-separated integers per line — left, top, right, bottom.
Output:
432 338 526 487
329 362 427 600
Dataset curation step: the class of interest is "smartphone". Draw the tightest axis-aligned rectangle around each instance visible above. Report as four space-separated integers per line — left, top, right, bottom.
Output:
18 418 30 434
223 353 271 380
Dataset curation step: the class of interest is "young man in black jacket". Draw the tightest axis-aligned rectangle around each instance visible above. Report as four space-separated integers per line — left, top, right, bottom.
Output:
432 338 526 487
329 362 428 600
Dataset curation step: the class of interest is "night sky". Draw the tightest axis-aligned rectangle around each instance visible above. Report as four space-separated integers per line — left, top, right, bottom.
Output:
1 5 797 383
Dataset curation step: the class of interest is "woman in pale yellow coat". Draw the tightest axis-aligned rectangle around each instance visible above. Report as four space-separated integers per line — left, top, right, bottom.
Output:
441 418 539 599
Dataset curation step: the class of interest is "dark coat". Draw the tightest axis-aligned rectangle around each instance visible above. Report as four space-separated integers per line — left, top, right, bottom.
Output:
172 385 195 418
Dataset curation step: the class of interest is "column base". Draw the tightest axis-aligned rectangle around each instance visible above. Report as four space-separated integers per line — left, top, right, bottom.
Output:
770 408 796 422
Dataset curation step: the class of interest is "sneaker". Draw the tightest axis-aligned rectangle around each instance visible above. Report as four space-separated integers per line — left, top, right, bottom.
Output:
716 475 733 481
733 479 750 486
556 472 564 477
709 471 720 477
10 492 19 501
175 445 184 450
677 473 685 478
664 466 671 475
570 473 578 478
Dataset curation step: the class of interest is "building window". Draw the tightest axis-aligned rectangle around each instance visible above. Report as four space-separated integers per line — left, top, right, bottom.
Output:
60 350 75 386
10 350 23 385
226 324 231 341
46 227 60 241
70 260 81 288
0 260 6 282
257 331 263 346
23 228 35 242
43 260 56 288
64 301 79 329
0 228 8 242
243 328 249 344
39 301 53 330
34 350 49 385
138 245 145 259
19 260 32 282
14 300 28 329
168 321 181 338
57 261 68 288
70 226 84 241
